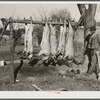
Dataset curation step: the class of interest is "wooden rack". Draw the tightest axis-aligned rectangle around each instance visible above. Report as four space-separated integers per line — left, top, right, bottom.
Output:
1 17 76 26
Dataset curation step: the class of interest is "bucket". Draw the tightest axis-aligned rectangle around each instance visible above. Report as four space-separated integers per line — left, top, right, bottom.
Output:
0 60 4 67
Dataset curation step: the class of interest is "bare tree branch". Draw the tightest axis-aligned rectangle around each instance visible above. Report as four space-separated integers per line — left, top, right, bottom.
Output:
11 8 16 19
38 8 44 20
31 10 38 21
74 13 85 30
77 4 86 15
40 5 48 20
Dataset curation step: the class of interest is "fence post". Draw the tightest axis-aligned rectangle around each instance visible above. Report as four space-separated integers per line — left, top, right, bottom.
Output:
9 17 15 83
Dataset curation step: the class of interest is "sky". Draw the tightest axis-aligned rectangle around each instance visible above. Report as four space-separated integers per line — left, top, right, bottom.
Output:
0 2 100 23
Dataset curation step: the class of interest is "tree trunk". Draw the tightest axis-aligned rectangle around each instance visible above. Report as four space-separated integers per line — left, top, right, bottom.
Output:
78 4 97 40
9 17 15 83
84 5 97 37
77 4 97 72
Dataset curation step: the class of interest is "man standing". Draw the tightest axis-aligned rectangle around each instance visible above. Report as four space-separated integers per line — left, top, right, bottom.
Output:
84 26 100 79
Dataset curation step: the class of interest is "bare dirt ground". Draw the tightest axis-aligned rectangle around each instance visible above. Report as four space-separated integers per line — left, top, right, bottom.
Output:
0 43 100 91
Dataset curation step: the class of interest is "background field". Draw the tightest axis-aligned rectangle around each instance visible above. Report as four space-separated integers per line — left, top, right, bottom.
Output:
0 28 100 91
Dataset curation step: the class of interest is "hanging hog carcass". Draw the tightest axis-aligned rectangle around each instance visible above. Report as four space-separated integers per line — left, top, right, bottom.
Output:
27 23 34 59
57 25 64 54
23 24 28 54
50 23 57 56
57 21 68 57
38 23 50 59
55 21 68 66
64 21 75 60
23 22 34 59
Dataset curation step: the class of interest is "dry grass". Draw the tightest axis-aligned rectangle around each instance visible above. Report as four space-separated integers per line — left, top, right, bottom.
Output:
0 28 100 91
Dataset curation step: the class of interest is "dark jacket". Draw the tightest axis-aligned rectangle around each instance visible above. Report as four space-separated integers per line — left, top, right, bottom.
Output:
85 33 100 51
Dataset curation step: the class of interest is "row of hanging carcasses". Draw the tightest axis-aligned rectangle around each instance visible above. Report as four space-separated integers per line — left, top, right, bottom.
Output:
23 22 34 59
23 21 75 60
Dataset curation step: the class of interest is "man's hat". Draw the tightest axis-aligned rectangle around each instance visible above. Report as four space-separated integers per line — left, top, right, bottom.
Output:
90 26 96 31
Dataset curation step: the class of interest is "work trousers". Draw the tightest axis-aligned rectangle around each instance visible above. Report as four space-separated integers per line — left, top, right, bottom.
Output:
86 48 99 75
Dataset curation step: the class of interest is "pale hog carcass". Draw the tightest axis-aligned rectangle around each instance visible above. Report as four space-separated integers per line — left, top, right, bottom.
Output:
38 23 50 58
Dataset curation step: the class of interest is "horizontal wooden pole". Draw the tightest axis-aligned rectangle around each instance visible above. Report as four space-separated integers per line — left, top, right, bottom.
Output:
1 18 76 26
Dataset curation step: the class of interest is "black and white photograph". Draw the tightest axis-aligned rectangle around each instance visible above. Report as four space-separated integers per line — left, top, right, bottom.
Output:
0 1 100 96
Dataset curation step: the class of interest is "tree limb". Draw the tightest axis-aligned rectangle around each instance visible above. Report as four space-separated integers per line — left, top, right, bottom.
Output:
73 4 86 30
73 12 85 30
88 4 97 18
77 4 86 15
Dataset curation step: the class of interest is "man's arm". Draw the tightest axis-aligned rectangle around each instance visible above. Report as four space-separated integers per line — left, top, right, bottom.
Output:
84 35 89 55
97 33 100 44
84 41 88 54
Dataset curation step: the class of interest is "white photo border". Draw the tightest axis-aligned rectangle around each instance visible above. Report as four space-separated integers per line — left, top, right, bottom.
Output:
0 1 100 99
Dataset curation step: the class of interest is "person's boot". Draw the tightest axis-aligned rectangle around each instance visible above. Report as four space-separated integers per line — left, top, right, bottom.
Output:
96 74 99 80
96 73 100 80
85 71 93 76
